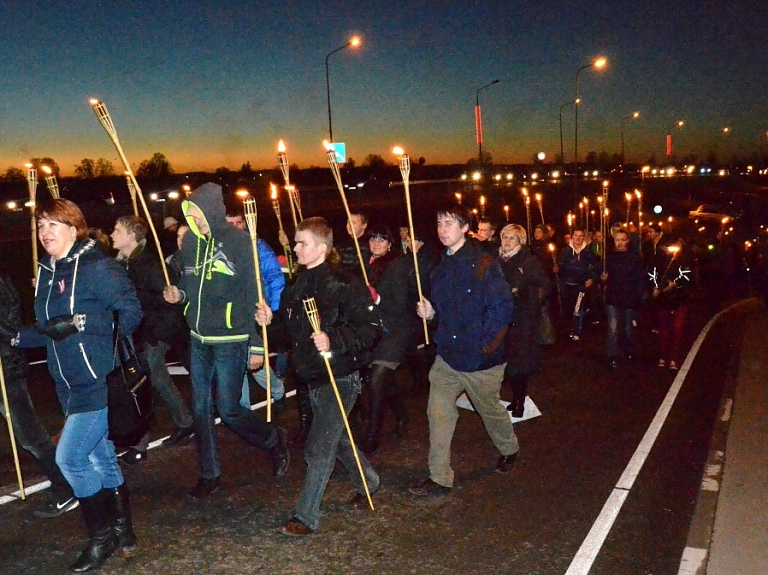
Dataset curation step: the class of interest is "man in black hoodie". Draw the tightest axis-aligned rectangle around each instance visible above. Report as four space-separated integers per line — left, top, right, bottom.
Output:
163 183 289 500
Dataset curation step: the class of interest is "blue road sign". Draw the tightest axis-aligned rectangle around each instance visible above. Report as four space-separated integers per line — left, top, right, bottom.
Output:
330 142 346 163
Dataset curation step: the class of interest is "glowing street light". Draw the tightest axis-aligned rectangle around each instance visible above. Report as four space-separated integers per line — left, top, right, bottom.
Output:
574 57 608 198
325 36 361 142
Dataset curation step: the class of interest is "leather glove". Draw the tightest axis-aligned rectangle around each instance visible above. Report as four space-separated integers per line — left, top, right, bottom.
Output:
38 314 83 341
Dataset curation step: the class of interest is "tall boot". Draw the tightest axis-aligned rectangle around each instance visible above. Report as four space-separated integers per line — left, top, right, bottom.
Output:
104 484 137 555
507 374 529 418
288 379 313 445
363 364 391 454
69 491 119 573
388 365 410 439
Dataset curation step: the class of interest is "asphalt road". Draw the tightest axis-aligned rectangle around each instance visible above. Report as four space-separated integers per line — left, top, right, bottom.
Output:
0 291 750 575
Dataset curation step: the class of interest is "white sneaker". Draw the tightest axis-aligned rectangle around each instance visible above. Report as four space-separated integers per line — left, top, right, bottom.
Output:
669 361 678 371
657 359 666 368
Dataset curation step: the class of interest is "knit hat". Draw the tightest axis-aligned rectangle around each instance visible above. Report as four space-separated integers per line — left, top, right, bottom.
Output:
164 216 179 230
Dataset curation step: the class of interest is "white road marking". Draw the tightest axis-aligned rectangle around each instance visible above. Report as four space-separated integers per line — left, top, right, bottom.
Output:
565 303 739 575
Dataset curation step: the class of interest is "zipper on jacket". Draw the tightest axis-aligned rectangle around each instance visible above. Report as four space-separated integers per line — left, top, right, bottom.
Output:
79 342 97 378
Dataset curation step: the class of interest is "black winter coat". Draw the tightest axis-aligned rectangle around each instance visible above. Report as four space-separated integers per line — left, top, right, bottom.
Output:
368 251 417 365
269 261 381 391
500 248 549 377
603 249 645 309
0 275 28 380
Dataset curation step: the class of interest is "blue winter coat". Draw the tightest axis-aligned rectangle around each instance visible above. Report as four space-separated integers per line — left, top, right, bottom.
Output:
18 239 142 415
429 240 513 372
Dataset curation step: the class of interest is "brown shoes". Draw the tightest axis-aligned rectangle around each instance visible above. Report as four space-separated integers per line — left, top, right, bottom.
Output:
278 518 313 537
495 453 518 474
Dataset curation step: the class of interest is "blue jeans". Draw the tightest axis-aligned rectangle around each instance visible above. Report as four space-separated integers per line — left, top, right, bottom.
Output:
294 372 379 531
56 408 124 498
143 340 193 429
605 305 636 360
190 339 279 479
240 361 286 409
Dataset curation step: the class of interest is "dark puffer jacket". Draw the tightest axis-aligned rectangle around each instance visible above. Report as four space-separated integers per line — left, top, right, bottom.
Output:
603 248 646 309
18 239 142 415
270 261 381 391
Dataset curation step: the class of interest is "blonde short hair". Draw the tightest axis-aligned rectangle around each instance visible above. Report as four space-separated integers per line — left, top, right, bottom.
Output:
500 224 527 245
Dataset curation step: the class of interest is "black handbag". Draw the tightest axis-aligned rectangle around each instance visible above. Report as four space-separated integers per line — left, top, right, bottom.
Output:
106 320 152 444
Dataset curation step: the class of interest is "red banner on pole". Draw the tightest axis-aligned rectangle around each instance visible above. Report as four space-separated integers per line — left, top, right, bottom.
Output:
475 105 483 145
666 134 672 156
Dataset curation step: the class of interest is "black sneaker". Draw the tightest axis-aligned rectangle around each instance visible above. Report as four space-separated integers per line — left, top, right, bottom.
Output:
187 476 220 501
33 494 79 518
495 453 517 474
408 477 451 497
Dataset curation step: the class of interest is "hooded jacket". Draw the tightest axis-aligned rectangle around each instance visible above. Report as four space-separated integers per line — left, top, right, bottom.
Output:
17 239 142 415
177 183 262 351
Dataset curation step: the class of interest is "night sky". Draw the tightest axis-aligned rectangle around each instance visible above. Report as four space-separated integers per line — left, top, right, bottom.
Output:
1 0 766 175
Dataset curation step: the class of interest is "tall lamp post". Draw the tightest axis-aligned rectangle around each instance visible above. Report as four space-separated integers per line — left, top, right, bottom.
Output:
621 111 640 164
476 79 500 164
559 100 575 168
325 36 360 142
665 120 684 159
573 57 607 198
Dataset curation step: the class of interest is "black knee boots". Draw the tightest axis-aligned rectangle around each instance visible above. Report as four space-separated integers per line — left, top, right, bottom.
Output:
69 491 119 572
363 364 409 453
104 484 137 555
289 379 313 445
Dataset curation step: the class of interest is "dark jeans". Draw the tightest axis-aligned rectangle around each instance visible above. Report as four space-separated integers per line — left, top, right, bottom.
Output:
0 368 72 499
189 338 278 479
605 305 636 360
294 372 379 531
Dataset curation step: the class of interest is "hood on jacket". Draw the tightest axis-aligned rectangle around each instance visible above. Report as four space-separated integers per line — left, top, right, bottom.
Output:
182 182 228 238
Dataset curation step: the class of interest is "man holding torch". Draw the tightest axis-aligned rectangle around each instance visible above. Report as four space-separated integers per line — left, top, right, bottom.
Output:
255 216 381 536
163 183 289 501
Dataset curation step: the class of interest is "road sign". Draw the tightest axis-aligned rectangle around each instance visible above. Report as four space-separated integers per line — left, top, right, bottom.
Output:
329 142 346 163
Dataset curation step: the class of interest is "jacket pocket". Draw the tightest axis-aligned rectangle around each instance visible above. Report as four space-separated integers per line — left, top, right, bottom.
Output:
79 342 98 379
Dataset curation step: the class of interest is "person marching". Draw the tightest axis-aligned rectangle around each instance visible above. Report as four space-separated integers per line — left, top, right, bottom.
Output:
162 183 289 501
409 204 518 497
359 223 414 454
111 216 194 459
256 216 381 536
553 228 598 341
15 198 143 572
601 228 646 368
497 224 549 417
0 272 77 518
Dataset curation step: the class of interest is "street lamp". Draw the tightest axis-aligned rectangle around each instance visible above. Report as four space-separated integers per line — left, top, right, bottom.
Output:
574 57 607 197
476 79 500 164
621 111 640 164
559 101 575 168
665 120 684 158
325 36 361 142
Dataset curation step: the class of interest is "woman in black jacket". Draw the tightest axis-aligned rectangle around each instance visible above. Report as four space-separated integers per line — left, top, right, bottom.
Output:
361 224 416 453
498 224 549 417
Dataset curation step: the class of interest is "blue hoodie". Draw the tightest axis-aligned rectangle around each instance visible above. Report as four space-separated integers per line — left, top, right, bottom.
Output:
177 183 263 352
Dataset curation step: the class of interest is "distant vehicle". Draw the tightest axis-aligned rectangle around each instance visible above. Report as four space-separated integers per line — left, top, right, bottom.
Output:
688 205 736 221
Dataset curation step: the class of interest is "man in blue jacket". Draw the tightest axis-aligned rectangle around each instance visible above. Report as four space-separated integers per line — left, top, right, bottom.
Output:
163 183 289 500
410 204 518 497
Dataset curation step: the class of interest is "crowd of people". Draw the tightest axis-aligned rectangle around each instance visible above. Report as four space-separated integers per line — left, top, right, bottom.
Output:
1 184 765 571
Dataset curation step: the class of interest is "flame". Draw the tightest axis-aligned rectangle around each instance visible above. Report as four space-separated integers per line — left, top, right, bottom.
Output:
535 193 542 201
392 146 404 156
89 98 100 106
278 140 286 153
548 243 555 252
480 195 485 205
25 163 33 168
41 165 53 175
323 140 332 151
504 205 509 212
270 183 278 200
